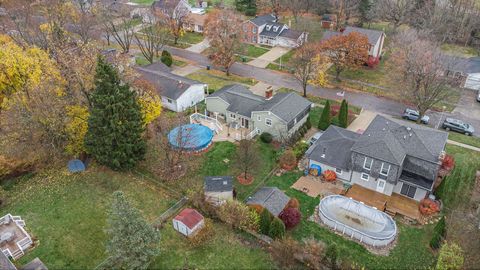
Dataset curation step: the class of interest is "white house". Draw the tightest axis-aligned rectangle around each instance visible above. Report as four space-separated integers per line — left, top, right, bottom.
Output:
172 208 205 237
136 63 207 112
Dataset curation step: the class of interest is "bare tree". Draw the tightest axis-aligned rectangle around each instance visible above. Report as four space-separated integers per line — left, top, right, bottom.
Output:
290 43 321 97
153 1 190 45
328 0 360 27
134 19 168 64
257 0 283 17
101 5 135 53
71 0 97 44
376 0 416 31
235 139 260 181
388 29 458 120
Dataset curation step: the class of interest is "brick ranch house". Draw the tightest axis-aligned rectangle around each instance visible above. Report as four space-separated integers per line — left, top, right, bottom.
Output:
241 14 308 48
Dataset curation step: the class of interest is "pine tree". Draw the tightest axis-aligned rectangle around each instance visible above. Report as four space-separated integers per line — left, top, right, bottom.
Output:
318 100 331 130
105 191 160 269
338 99 349 128
358 0 373 26
268 217 286 239
325 243 338 270
85 57 146 170
259 208 272 235
235 0 257 16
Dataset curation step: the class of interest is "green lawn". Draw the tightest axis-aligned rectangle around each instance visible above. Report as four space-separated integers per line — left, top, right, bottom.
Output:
266 50 296 72
279 15 325 42
266 171 437 269
447 132 480 149
238 44 270 59
130 0 155 5
440 43 479 58
135 54 187 67
186 70 257 92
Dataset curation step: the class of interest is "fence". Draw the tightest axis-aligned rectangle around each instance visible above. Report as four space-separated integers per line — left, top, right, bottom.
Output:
152 196 188 228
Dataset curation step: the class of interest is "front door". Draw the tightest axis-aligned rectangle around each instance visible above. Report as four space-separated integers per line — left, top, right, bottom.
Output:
241 118 249 129
376 179 386 193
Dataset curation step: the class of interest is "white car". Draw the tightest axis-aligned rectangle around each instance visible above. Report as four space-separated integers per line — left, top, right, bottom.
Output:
308 131 324 146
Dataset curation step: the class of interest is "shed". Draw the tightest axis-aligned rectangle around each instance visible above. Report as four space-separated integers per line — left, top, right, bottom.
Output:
204 176 234 204
246 187 290 216
172 208 204 237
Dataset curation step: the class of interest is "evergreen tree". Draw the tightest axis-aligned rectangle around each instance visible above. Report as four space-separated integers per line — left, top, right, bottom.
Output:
259 208 272 235
268 217 286 239
338 99 349 128
161 50 173 67
105 191 160 269
318 100 331 130
235 0 257 16
85 57 146 170
358 0 373 26
325 243 338 270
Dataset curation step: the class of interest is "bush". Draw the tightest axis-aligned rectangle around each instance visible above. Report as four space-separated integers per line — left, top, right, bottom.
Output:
245 8 256 16
436 242 464 270
292 141 309 159
259 208 273 235
318 100 331 130
279 150 297 170
299 238 327 270
260 132 273 143
279 207 301 229
188 218 214 247
305 116 312 129
268 217 286 239
286 198 300 209
430 216 446 249
323 170 337 182
217 200 258 231
338 99 348 128
441 154 455 171
270 237 302 269
325 243 338 270
160 50 173 67
419 198 440 216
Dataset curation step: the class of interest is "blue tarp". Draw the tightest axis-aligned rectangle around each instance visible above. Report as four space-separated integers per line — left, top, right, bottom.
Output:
68 159 85 173
309 164 322 176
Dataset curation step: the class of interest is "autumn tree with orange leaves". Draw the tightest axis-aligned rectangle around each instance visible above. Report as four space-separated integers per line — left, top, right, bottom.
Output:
289 43 328 97
204 9 242 76
319 32 369 81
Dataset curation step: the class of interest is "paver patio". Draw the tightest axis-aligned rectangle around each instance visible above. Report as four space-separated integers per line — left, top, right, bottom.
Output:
291 175 344 198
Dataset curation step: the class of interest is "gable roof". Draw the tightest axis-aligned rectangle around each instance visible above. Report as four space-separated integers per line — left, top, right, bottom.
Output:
0 252 16 270
343 26 384 45
351 115 448 164
249 14 277 26
307 126 361 170
246 187 290 216
204 176 233 192
174 208 204 229
444 55 480 74
259 22 285 37
136 65 204 100
152 0 182 12
209 85 311 122
279 29 304 40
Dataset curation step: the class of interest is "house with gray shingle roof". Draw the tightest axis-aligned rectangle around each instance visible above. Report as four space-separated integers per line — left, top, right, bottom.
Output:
204 176 234 204
136 63 207 112
321 26 386 60
205 85 312 140
443 56 480 91
307 115 448 202
241 14 308 48
246 187 290 216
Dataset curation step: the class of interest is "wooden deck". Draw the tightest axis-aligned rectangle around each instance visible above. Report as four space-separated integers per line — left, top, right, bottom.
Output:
345 185 421 221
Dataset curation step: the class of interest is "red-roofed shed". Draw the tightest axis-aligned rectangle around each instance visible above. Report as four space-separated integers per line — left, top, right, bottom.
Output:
172 208 205 237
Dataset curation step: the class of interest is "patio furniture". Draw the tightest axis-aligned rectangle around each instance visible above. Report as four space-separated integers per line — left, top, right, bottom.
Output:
0 232 14 244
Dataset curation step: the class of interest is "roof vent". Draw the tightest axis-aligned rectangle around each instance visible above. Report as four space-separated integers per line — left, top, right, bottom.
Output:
403 135 407 140
409 133 412 137
406 127 411 131
223 181 227 185
321 154 326 158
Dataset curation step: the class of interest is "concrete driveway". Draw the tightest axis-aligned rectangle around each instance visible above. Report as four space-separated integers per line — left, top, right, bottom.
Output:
347 110 377 133
247 47 290 68
186 39 210 53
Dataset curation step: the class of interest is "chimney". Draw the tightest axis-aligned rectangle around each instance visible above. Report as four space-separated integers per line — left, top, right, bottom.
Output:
265 89 273 100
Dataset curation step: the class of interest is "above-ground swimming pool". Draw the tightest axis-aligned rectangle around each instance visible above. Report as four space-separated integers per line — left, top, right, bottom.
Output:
168 124 214 152
319 195 397 247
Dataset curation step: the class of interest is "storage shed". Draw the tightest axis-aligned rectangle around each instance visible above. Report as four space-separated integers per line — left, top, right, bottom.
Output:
204 176 233 204
172 208 204 237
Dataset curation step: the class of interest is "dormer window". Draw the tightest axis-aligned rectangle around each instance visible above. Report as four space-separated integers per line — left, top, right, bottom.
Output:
273 26 279 32
266 25 272 31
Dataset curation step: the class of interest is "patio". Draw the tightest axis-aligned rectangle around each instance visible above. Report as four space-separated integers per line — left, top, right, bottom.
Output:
0 214 33 260
190 113 256 142
291 175 344 198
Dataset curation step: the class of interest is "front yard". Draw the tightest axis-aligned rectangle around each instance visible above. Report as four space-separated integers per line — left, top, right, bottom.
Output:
186 69 257 92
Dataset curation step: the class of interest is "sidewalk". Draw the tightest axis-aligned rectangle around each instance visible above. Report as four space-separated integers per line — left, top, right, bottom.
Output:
186 39 210 53
247 47 290 68
447 140 480 152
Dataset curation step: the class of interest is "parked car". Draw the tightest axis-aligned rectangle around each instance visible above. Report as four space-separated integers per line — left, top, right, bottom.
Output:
442 118 475 136
402 108 430 124
308 131 324 146
476 90 480 102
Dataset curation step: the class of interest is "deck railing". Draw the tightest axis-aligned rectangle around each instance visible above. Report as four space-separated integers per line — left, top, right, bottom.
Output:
245 128 260 140
190 113 223 133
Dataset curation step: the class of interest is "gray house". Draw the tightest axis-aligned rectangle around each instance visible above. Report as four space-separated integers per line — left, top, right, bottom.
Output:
205 85 312 140
307 115 448 202
204 176 234 204
246 187 290 216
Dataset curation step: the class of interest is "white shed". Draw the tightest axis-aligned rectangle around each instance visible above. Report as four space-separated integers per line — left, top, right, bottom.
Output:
172 208 205 237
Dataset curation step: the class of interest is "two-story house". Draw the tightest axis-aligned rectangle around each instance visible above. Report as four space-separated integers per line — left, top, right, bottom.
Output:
205 85 312 140
152 0 191 19
241 14 308 48
307 115 448 202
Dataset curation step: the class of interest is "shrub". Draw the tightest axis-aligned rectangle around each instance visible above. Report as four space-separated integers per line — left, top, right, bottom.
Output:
292 141 309 159
318 100 331 130
419 198 440 216
286 198 300 209
279 207 301 229
279 150 297 170
338 99 348 128
259 208 273 235
189 218 214 247
306 116 312 129
160 50 173 67
186 189 217 218
217 200 258 231
441 154 455 171
367 56 380 68
430 216 446 249
325 243 338 270
260 132 273 143
268 217 286 239
299 237 327 270
245 8 256 16
270 237 302 270
323 170 337 182
436 242 464 270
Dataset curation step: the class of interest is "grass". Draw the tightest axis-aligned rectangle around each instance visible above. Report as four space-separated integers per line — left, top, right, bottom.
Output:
440 43 479 58
266 50 296 72
186 70 257 92
265 171 437 269
238 44 270 59
447 132 480 149
130 0 155 5
135 54 188 67
279 15 325 42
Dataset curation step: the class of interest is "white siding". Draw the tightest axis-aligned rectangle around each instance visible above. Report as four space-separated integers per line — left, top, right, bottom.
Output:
176 84 206 112
205 191 233 204
464 73 480 90
308 160 352 182
393 182 428 202
172 219 205 237
351 171 395 196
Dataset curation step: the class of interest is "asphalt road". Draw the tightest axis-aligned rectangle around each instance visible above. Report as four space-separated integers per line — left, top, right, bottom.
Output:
165 45 480 137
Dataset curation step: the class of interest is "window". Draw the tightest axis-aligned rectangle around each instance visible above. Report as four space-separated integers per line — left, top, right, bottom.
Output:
363 157 373 170
400 184 417 198
361 173 369 181
265 118 272 126
335 168 342 175
243 24 247 32
230 113 236 119
252 27 257 34
167 98 173 104
380 163 391 176
257 116 261 121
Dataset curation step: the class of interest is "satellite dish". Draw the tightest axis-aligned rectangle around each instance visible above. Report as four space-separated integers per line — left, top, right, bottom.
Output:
68 159 86 173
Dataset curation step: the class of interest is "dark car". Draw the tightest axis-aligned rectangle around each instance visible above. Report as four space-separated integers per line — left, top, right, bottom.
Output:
442 118 475 136
402 108 430 124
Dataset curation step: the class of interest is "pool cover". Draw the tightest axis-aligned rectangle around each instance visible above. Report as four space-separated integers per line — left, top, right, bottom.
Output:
168 124 214 152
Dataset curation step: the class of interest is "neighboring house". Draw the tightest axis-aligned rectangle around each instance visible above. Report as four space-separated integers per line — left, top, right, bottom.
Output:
241 14 308 48
320 14 337 29
185 13 206 33
130 7 155 23
307 115 448 202
204 176 234 204
152 0 192 18
0 252 48 270
205 85 312 140
136 63 207 112
444 56 480 90
172 208 205 237
321 26 386 60
246 187 290 216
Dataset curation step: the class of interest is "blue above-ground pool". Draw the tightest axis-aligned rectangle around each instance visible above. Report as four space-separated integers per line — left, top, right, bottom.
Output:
168 124 214 152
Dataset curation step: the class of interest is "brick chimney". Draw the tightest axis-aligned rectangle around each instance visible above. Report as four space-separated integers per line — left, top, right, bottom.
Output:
265 89 273 99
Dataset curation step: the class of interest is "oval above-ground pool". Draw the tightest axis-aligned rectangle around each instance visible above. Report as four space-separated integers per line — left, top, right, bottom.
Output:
318 195 397 247
168 124 214 152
